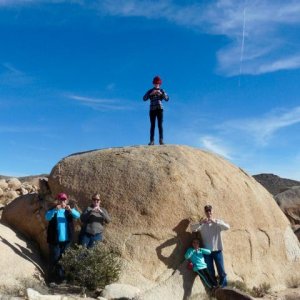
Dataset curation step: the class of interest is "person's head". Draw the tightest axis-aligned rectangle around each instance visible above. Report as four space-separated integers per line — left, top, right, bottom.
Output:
56 192 68 208
192 238 200 249
152 75 162 88
92 193 101 206
204 204 213 218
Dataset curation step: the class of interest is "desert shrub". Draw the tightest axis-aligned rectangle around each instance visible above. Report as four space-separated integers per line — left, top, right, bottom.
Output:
0 277 47 297
250 282 271 298
227 280 250 293
60 243 122 290
286 275 300 288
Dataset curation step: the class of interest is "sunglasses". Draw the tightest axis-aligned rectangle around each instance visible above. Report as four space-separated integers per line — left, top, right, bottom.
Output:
93 198 100 201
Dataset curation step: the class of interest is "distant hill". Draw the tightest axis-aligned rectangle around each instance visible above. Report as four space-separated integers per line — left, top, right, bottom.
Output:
253 173 300 196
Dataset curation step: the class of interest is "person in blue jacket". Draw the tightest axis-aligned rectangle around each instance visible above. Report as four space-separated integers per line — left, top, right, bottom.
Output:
45 192 80 283
184 238 217 291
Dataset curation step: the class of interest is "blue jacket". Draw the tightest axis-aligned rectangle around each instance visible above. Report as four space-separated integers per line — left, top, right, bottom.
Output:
184 247 211 271
45 207 80 244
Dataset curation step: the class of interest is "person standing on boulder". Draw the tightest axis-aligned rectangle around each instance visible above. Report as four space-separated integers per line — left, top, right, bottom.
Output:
143 75 169 145
45 192 80 283
79 193 111 248
193 205 230 287
185 238 217 292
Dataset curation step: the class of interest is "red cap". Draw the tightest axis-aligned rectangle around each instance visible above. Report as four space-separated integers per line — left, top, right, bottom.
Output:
152 76 162 85
56 192 68 200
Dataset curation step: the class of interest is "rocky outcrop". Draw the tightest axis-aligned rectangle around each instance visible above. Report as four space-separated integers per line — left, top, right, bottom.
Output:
3 145 300 299
0 177 39 206
275 186 300 239
253 174 300 196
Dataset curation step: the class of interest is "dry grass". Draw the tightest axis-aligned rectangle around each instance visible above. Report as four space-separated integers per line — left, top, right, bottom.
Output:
286 275 300 288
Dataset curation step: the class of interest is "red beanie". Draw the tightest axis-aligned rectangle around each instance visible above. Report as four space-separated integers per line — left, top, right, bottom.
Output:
152 76 162 85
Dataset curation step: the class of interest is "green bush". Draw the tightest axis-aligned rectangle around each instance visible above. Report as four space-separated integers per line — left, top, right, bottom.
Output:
60 243 122 290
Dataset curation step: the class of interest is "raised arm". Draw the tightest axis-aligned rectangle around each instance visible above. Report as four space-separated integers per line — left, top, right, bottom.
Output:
45 208 57 221
101 208 111 224
184 247 195 260
161 89 169 101
216 219 230 231
143 89 152 101
200 248 211 255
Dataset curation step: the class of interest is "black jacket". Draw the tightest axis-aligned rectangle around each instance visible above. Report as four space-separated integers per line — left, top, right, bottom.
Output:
46 209 75 245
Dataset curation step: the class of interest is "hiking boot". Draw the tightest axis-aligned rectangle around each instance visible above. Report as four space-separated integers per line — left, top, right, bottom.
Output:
148 141 154 145
159 139 164 145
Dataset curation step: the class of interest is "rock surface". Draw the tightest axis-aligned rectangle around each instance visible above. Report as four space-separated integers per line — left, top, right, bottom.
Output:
3 145 300 299
0 223 44 292
101 283 140 299
275 186 300 241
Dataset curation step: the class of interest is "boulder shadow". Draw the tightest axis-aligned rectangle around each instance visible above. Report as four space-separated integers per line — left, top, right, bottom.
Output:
156 219 200 300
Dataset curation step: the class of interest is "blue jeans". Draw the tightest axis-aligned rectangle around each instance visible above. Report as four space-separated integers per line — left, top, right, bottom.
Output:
49 241 70 282
204 251 227 287
80 232 103 248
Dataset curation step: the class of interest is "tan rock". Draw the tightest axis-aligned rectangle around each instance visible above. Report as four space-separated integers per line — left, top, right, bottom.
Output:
3 146 300 299
0 179 8 190
7 178 22 190
0 187 3 197
0 223 44 292
2 193 49 255
6 190 19 200
275 186 300 226
101 283 140 299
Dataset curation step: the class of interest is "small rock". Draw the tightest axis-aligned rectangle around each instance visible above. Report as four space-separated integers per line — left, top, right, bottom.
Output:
215 287 254 300
101 283 140 300
7 178 22 190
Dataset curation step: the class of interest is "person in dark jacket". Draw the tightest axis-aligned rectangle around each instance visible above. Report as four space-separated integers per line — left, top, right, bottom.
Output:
45 192 80 283
143 75 169 145
80 193 111 248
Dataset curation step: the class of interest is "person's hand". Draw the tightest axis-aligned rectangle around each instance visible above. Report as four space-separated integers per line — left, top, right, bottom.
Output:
93 206 100 212
65 205 71 211
56 204 62 210
200 218 208 224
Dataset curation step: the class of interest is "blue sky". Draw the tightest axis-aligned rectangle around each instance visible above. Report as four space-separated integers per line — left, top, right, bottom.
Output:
1 0 300 180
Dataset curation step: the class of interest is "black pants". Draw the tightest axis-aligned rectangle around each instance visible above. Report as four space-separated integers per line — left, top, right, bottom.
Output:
196 268 217 290
149 109 163 141
48 241 70 283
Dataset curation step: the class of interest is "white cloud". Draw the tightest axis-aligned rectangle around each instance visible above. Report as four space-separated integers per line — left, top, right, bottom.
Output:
97 0 300 76
67 94 131 111
200 135 233 159
0 63 33 86
222 106 300 145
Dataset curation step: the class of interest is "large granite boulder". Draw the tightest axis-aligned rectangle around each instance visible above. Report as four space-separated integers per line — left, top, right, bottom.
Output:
2 145 300 299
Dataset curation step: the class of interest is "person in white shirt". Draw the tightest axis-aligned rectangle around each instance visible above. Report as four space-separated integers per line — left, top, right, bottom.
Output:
194 205 230 287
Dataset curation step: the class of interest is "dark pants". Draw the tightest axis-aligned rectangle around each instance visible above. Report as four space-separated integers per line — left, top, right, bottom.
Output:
149 109 163 141
48 241 70 283
80 232 103 248
196 268 217 290
204 251 227 287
